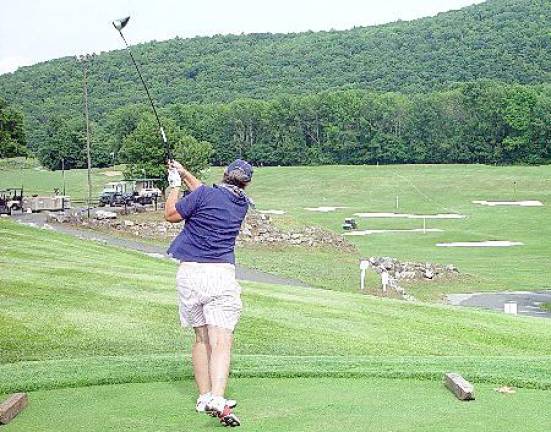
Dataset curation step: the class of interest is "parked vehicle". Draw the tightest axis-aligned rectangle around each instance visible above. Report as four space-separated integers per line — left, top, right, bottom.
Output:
98 179 161 207
22 195 71 212
0 188 24 215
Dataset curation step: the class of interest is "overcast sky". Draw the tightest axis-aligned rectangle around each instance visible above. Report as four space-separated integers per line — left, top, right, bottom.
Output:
0 0 484 75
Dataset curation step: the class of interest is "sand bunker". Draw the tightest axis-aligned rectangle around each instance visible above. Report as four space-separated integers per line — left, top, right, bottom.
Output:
473 200 543 207
258 210 286 215
304 206 347 213
104 171 123 177
344 228 443 236
354 212 465 219
437 240 524 247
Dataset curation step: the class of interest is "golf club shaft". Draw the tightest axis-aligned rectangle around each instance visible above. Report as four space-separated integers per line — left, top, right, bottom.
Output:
118 31 172 161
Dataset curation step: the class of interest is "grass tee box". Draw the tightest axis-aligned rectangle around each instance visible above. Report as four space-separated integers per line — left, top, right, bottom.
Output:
2 379 551 432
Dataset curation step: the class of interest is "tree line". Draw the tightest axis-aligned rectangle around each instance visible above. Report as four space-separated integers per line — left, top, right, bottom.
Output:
31 80 551 173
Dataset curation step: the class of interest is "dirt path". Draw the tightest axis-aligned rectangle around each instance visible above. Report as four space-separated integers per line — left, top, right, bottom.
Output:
12 212 308 287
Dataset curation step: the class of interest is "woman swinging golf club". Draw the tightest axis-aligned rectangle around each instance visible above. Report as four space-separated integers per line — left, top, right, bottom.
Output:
164 159 253 428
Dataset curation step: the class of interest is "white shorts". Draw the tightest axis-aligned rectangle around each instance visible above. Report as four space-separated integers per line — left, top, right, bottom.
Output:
176 262 242 331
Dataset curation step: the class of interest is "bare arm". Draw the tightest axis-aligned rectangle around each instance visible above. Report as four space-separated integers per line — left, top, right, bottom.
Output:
164 185 183 223
164 160 203 223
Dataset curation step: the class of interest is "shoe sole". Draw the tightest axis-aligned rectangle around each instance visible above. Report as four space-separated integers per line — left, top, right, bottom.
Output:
220 413 240 427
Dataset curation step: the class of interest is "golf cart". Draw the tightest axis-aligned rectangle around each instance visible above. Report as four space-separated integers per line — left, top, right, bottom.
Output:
98 181 134 207
0 188 24 215
132 179 162 205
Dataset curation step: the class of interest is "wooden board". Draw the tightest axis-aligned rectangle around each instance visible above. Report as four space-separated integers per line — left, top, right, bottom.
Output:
444 373 475 401
0 393 28 425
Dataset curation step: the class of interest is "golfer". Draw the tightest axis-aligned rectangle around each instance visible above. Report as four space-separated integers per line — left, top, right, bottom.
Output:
164 159 253 428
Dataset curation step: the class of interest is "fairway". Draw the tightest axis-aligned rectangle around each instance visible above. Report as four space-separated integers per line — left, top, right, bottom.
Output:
218 164 551 299
3 378 551 432
2 163 550 299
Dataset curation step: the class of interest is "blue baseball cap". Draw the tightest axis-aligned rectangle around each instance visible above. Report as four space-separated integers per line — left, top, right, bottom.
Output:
226 159 254 182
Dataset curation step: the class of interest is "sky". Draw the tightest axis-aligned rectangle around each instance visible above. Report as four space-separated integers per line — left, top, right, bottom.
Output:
0 0 485 75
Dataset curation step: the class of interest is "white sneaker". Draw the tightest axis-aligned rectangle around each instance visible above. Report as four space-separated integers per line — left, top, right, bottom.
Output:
197 395 237 413
205 397 240 427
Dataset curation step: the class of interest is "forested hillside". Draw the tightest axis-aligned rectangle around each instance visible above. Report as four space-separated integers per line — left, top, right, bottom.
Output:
0 0 549 151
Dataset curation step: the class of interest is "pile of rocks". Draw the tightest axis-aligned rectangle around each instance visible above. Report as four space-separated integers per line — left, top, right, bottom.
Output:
238 213 354 251
47 210 355 251
365 256 459 297
366 256 459 280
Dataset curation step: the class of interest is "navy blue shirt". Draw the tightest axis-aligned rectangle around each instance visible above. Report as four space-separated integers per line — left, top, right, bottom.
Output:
168 185 249 264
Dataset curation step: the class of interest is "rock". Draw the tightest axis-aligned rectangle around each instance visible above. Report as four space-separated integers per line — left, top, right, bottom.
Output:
96 210 117 220
124 220 135 227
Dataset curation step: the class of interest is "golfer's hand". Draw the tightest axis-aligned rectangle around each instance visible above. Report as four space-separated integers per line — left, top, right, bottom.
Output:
168 160 185 176
167 168 182 188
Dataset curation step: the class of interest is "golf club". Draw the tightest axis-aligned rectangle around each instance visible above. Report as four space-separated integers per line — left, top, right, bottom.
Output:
112 16 172 161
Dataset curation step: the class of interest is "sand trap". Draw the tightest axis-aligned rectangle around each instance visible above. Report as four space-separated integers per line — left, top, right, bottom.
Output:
437 240 524 247
354 212 465 219
104 171 122 177
258 210 286 215
473 200 543 207
344 228 443 236
304 206 347 213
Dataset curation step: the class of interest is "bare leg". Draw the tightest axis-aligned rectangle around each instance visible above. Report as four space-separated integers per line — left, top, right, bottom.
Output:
207 325 233 397
192 325 211 395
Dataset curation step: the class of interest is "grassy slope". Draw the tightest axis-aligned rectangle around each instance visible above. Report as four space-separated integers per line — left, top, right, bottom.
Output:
2 220 551 393
213 164 551 299
3 378 551 432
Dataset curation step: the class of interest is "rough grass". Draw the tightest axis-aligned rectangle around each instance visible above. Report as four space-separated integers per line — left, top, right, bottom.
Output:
3 378 551 432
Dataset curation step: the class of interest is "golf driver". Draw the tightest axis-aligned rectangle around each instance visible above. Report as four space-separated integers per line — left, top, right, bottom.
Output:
112 16 172 161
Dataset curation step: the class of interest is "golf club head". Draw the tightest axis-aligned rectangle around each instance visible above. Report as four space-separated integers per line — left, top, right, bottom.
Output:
112 16 130 31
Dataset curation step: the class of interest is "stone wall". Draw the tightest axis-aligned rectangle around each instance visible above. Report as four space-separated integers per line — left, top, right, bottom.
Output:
47 210 356 252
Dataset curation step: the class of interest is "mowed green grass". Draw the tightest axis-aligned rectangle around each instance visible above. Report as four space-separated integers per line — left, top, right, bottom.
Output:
4 378 551 432
2 220 551 431
0 164 123 200
2 220 551 385
207 164 551 299
2 163 550 298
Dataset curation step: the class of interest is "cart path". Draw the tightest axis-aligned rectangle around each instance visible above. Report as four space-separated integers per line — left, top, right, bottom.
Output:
12 213 308 287
447 291 551 319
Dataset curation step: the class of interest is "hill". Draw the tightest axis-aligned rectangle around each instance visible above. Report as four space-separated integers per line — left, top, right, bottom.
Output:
0 0 549 149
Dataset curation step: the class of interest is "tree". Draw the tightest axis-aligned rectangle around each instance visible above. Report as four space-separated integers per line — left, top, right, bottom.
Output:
120 115 213 189
37 116 87 170
0 97 27 158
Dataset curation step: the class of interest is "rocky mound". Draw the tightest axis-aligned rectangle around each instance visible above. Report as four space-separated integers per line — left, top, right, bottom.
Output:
47 210 355 252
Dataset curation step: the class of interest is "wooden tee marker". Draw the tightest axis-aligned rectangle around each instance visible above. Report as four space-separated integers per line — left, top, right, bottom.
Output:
0 393 28 425
444 373 475 401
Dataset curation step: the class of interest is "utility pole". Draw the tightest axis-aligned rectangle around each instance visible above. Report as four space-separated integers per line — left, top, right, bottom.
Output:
61 158 66 196
79 54 93 218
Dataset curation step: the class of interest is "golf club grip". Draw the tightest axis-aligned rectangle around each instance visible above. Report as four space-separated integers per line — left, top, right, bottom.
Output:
160 127 172 161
